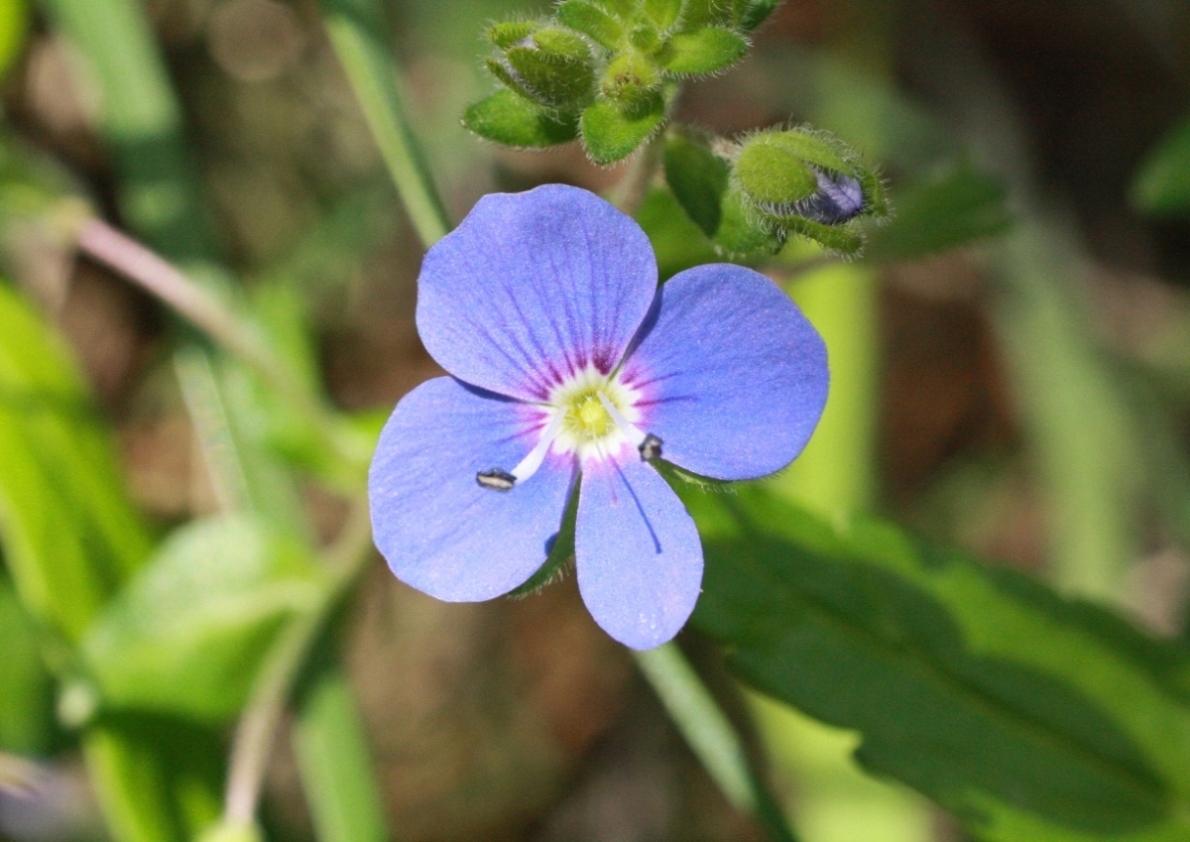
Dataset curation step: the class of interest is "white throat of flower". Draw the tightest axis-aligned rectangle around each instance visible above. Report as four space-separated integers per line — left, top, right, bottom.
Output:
477 365 662 492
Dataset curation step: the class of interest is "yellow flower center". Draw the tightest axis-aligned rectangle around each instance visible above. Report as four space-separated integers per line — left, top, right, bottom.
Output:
565 389 615 442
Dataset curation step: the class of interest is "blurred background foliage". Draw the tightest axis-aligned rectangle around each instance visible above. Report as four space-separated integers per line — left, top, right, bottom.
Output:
2 0 1190 841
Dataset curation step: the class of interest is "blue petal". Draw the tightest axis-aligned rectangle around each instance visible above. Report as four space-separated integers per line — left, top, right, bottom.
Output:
369 377 575 601
416 185 658 401
620 264 828 480
575 456 702 649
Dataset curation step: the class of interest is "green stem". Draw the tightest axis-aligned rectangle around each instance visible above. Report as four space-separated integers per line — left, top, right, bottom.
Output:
634 644 800 842
320 0 451 248
610 133 665 216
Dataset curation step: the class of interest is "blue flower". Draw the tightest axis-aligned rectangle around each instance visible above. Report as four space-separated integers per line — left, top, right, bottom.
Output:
368 184 828 649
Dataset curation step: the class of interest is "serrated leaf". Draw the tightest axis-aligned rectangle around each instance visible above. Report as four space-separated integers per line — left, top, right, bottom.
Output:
663 131 730 236
686 486 1190 842
661 27 747 74
580 95 667 164
865 162 1012 262
556 0 623 49
0 282 151 642
463 90 579 148
1131 113 1190 217
82 514 326 721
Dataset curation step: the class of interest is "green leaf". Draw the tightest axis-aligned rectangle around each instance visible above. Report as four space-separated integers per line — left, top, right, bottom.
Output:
294 667 389 842
82 514 326 721
644 0 682 31
734 140 818 208
663 130 731 236
485 20 537 49
85 718 224 842
686 486 1190 841
661 27 748 74
463 90 579 148
0 282 151 642
634 187 719 279
556 0 623 49
580 94 667 164
503 27 596 109
864 162 1012 262
1131 113 1190 217
733 0 782 31
0 580 55 753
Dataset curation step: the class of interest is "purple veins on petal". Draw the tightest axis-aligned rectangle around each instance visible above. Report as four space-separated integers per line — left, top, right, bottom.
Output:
575 455 703 651
619 263 829 481
368 182 829 651
368 377 575 602
414 184 658 402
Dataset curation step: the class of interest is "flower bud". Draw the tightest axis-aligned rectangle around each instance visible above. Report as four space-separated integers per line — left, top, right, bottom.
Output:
600 52 661 107
734 137 818 209
495 26 597 109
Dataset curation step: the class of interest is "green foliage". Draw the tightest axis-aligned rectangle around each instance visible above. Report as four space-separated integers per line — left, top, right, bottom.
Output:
463 89 580 147
0 282 151 642
1131 113 1190 217
580 94 667 165
660 27 748 74
294 667 390 842
0 580 55 753
466 0 780 163
864 161 1013 262
82 514 326 722
734 141 818 207
634 187 719 278
686 485 1190 842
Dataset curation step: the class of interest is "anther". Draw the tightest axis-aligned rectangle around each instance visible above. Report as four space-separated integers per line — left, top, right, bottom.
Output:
638 433 663 461
477 468 516 492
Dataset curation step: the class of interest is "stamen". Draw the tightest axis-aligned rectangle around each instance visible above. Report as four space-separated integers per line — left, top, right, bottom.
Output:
638 433 663 462
596 392 649 448
477 468 516 491
510 409 566 483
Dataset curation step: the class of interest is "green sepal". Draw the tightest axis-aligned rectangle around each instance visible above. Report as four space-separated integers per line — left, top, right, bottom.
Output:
713 184 786 258
678 0 719 29
509 485 579 597
600 52 662 107
556 0 624 49
734 140 818 208
628 23 661 52
733 0 782 31
776 213 865 255
463 90 579 148
485 20 537 49
661 27 748 74
594 0 639 20
503 27 596 108
663 129 731 236
581 92 667 164
644 0 683 31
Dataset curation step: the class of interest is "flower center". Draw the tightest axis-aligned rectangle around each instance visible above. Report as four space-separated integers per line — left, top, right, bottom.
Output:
475 366 665 492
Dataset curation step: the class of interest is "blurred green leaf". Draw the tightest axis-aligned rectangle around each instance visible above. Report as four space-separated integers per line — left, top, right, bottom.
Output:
580 95 666 164
1131 114 1190 217
663 130 730 237
687 486 1190 842
294 667 389 842
865 162 1012 263
661 27 748 75
463 90 580 148
85 718 224 842
0 0 26 82
82 514 326 722
634 187 719 279
0 579 55 753
0 282 151 641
